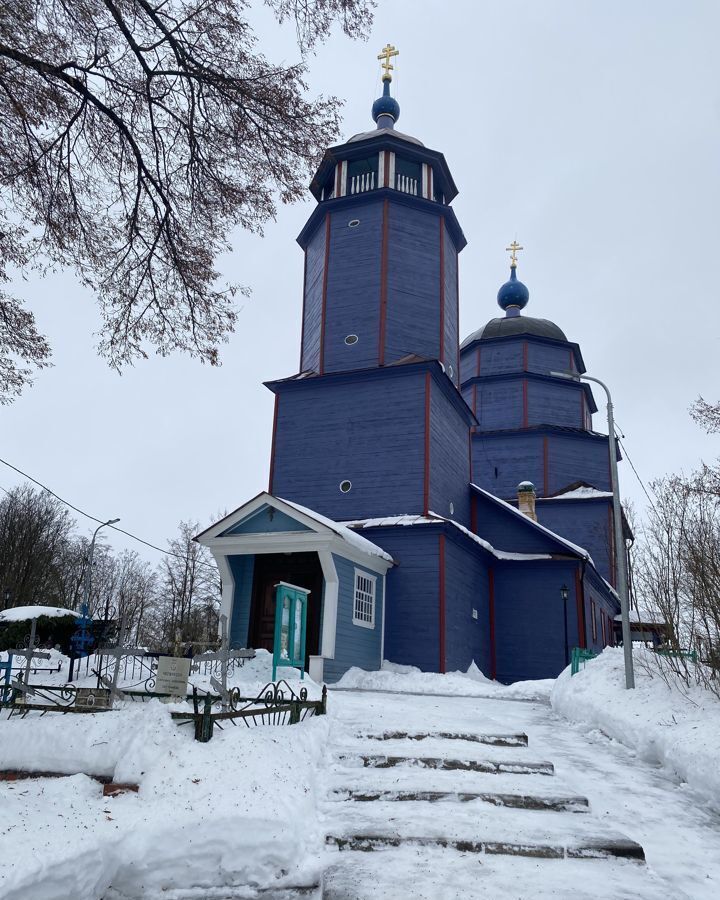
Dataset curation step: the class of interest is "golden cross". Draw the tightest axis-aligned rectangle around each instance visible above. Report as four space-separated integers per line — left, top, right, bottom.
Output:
506 240 524 268
378 43 399 80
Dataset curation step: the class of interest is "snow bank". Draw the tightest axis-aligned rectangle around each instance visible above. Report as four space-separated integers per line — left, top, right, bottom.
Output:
335 660 553 701
0 702 329 899
551 647 720 811
0 605 80 622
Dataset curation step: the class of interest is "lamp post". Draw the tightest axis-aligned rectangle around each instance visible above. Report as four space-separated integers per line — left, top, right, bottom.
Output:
82 518 120 615
560 584 569 668
551 370 635 688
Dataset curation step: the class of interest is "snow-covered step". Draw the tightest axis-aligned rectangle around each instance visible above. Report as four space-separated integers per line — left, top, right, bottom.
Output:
329 787 589 812
360 730 528 747
323 799 644 861
337 753 555 775
334 735 536 762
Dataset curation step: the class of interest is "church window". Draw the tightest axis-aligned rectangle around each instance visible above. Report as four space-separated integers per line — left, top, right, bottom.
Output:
348 219 360 228
395 157 421 195
344 334 359 345
353 570 376 628
339 479 352 493
348 154 379 195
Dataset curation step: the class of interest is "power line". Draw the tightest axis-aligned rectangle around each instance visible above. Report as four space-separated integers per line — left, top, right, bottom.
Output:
0 455 216 569
615 435 657 512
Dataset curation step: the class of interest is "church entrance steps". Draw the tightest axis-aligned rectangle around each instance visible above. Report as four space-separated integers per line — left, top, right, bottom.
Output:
337 753 555 775
328 787 590 812
359 730 529 746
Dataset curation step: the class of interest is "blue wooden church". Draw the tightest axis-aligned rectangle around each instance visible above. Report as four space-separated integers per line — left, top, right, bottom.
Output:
196 49 622 684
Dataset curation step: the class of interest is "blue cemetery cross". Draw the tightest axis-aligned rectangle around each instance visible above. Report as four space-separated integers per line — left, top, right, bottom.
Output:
69 603 94 681
0 651 13 705
272 583 309 682
193 614 255 711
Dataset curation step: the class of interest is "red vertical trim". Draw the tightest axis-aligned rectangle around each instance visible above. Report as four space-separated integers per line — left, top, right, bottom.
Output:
523 341 529 372
476 347 481 376
383 151 390 188
489 569 497 679
378 199 389 365
522 379 528 427
319 213 331 374
438 534 446 674
470 493 478 533
575 568 586 649
473 383 478 418
268 394 279 493
439 218 445 361
298 250 308 371
543 436 549 497
423 373 431 515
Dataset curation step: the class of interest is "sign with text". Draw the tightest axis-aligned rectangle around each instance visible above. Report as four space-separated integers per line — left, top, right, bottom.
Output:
155 656 191 696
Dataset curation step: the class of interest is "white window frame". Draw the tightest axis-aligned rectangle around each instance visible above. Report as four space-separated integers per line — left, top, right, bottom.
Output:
352 568 377 629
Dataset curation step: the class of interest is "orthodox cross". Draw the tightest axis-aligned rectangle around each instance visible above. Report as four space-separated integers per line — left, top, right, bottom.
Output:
506 240 524 269
193 614 255 711
378 43 399 80
8 617 51 698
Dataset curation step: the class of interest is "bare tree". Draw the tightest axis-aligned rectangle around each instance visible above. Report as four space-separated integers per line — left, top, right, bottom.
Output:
0 0 373 401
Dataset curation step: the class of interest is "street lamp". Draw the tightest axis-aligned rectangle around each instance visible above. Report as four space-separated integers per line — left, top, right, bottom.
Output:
551 370 635 688
560 584 569 668
82 518 121 615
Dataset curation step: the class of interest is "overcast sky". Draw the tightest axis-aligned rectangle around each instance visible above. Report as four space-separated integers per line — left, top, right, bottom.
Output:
1 0 719 563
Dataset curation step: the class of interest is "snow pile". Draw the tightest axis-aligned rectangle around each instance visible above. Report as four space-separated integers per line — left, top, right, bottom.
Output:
335 660 553 701
551 647 720 811
0 605 80 622
0 702 329 899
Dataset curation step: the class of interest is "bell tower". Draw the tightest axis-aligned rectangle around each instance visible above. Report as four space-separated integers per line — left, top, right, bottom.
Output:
267 48 474 526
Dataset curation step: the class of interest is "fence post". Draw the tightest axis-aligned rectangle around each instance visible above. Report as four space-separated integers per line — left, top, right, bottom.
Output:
195 693 214 742
289 700 301 725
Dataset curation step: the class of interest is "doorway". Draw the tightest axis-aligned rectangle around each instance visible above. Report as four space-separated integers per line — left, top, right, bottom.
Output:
248 552 323 667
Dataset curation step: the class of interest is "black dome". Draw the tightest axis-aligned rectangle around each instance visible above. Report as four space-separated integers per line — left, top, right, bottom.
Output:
461 315 567 349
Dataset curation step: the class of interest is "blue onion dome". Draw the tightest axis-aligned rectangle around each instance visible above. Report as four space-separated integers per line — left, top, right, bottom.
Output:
372 79 400 126
497 267 530 313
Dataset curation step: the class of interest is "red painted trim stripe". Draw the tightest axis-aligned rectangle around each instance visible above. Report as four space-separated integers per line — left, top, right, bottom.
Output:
473 383 478 419
575 569 586 649
378 199 389 365
383 151 390 188
439 534 446 674
522 379 529 427
523 341 529 372
543 436 549 497
319 213 331 374
439 218 445 362
298 249 308 371
476 347 481 376
489 569 497 679
268 394 279 493
423 372 431 515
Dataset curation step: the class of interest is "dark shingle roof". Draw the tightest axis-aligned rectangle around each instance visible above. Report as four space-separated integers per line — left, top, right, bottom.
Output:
461 315 567 349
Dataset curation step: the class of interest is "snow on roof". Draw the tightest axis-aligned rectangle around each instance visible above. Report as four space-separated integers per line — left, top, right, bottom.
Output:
0 605 80 623
548 486 614 500
280 498 394 563
343 513 552 562
614 609 667 625
470 484 594 563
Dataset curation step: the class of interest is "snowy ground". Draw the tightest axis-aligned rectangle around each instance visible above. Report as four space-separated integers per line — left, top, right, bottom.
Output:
1 653 719 898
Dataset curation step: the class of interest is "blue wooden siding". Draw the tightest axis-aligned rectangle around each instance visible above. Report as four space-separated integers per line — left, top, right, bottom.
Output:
228 555 255 647
537 499 613 584
323 201 383 373
459 345 478 385
476 342 523 375
526 342 573 377
473 488 570 555
271 369 426 521
443 533 491 674
442 224 459 386
548 433 611 494
301 222 326 372
583 565 620 653
385 202 441 363
527 380 583 429
367 526 441 671
429 381 471 526
223 506 311 536
493 560 581 683
323 555 384 682
475 379 524 430
471 432 545 500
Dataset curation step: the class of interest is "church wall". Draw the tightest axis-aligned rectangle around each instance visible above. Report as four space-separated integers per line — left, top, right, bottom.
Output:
527 380 584 429
471 432 545 500
472 490 569 555
323 554 384 683
223 507 311 535
270 370 426 521
442 223 460 387
228 554 255 648
428 379 472 527
477 343 524 376
323 200 384 373
536 499 614 585
526 343 575 378
300 220 326 373
548 433 611 494
443 534 492 674
385 202 442 363
474 379 524 430
366 526 442 671
493 559 582 683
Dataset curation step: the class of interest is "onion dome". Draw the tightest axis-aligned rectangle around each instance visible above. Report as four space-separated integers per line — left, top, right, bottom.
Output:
497 267 530 313
372 77 400 128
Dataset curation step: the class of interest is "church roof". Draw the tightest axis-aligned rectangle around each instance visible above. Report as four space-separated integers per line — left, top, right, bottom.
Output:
346 126 424 146
460 315 567 349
